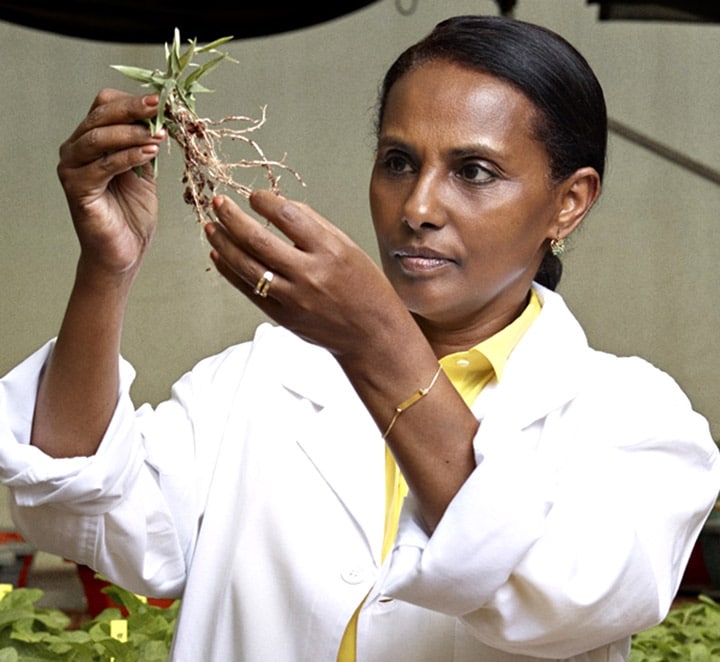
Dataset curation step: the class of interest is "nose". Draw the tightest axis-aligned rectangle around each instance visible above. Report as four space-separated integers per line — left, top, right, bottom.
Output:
401 169 445 232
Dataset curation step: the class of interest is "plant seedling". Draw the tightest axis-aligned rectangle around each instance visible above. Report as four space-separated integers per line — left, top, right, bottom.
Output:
112 29 303 225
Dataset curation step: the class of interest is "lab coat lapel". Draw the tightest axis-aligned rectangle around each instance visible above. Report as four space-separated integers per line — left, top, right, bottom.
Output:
280 345 386 561
484 286 588 429
475 285 590 434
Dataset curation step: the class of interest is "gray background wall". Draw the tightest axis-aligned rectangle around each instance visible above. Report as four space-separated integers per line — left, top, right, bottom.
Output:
1 0 718 530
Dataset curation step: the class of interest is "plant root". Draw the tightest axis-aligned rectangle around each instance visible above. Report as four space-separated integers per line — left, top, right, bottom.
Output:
166 104 304 225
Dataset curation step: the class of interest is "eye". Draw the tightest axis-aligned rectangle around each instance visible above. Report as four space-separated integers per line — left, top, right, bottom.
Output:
458 162 495 184
379 151 415 176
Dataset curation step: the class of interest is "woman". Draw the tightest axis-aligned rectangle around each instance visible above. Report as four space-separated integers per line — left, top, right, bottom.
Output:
1 15 717 662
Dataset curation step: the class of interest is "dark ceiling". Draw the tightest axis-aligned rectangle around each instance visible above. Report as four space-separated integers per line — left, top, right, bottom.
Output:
0 1 382 43
0 1 717 45
588 0 720 22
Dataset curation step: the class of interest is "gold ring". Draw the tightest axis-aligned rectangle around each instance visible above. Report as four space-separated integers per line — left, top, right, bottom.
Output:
253 270 274 298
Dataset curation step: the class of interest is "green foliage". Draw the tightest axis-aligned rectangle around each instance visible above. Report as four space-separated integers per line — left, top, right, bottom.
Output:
2 581 717 661
630 595 720 662
111 29 235 180
0 584 178 661
111 28 236 136
110 28 302 223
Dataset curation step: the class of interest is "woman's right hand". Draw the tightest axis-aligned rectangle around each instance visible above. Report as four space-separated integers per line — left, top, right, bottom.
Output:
31 90 167 458
57 89 167 277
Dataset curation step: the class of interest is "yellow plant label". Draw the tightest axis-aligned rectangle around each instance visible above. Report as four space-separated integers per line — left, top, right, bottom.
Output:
110 618 128 642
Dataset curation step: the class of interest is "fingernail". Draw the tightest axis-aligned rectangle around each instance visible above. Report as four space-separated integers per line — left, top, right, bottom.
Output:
143 94 159 107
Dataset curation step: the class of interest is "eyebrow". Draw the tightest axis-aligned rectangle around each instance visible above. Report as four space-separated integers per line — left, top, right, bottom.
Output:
376 136 409 150
378 136 507 163
449 143 507 162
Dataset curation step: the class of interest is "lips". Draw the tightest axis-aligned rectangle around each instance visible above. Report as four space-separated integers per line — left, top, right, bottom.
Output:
392 246 456 273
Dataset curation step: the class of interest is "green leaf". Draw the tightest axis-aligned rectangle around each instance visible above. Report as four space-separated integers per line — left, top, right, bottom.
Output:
109 65 156 85
183 54 228 91
186 81 214 96
0 588 45 610
196 35 234 53
631 595 720 660
178 39 197 73
173 85 197 117
101 585 147 613
154 77 176 127
168 28 182 77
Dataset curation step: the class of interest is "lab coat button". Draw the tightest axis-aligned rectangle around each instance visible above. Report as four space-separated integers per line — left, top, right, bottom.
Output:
341 567 366 584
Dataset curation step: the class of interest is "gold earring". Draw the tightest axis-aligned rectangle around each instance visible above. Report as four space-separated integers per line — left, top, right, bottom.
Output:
550 236 565 256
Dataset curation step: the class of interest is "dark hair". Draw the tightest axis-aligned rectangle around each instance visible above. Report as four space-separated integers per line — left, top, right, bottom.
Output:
375 15 607 290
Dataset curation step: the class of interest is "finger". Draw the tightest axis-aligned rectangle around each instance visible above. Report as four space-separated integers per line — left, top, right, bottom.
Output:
69 90 161 142
209 245 254 293
61 90 164 165
204 216 286 295
59 116 166 185
248 190 336 250
210 195 298 273
57 140 161 201
209 243 285 308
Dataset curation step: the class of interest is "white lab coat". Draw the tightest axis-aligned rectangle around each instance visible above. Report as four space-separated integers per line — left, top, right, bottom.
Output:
0 285 717 661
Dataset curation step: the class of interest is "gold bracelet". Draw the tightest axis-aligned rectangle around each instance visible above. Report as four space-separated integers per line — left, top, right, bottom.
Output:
382 364 443 439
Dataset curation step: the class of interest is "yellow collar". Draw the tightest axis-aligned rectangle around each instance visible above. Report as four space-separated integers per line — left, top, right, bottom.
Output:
439 290 542 405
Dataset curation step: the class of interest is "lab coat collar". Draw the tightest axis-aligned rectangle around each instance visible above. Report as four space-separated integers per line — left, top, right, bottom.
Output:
477 284 591 430
272 283 589 425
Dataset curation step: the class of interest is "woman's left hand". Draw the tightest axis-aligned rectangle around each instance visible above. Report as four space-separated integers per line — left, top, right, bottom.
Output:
206 190 479 531
205 190 413 361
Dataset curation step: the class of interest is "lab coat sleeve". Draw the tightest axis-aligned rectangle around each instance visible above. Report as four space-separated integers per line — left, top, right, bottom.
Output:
382 356 720 658
0 340 145 513
0 339 246 599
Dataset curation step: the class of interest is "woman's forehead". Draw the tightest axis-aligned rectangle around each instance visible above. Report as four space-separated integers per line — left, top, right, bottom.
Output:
381 61 542 157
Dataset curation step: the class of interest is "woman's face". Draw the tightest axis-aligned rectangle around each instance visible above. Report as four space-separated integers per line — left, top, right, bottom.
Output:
370 60 567 340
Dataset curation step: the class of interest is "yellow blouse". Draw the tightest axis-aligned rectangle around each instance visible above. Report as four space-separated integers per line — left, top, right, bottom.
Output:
337 290 541 660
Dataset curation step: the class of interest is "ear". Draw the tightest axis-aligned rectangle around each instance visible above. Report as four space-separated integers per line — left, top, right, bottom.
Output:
550 166 601 241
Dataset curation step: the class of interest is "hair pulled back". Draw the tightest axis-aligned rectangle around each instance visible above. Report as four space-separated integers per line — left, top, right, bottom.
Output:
376 15 607 290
